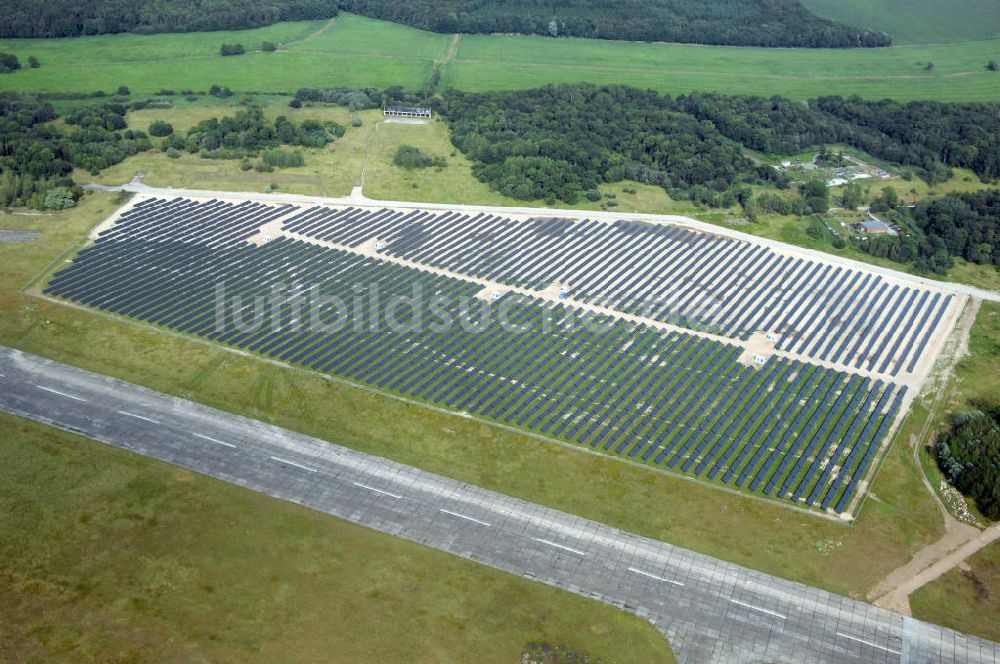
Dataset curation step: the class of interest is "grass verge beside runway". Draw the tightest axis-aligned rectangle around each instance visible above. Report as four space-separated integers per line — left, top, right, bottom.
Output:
911 540 1000 644
0 413 674 663
0 192 947 599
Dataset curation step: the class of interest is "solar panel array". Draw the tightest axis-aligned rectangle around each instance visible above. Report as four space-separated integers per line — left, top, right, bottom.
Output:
44 197 929 513
283 206 952 377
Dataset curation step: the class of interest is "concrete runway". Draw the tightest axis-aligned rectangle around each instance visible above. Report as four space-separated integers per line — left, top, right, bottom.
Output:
1 345 997 663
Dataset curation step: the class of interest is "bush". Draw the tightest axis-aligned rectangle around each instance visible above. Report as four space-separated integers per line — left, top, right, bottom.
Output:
262 41 277 52
239 158 253 171
585 189 601 202
220 43 245 57
351 117 363 128
289 98 302 108
254 161 274 172
393 145 446 170
262 149 305 168
43 187 76 209
165 147 181 159
116 85 130 96
622 185 637 194
209 85 233 98
0 53 20 73
28 56 39 68
148 120 173 137
936 403 1000 520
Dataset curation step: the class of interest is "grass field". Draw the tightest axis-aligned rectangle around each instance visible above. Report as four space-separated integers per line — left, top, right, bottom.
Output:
444 32 1000 102
910 539 1000 644
800 0 1000 45
0 192 952 599
0 413 674 663
0 14 998 101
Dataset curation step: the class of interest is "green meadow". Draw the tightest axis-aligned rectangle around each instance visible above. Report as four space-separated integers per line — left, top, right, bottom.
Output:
800 0 1000 45
0 13 997 101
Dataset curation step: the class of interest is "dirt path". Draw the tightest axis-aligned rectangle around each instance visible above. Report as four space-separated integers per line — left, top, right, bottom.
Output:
867 298 986 615
870 523 1000 614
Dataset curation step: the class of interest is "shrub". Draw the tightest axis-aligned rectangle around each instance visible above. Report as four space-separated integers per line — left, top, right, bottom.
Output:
148 121 173 137
0 53 21 73
351 117 363 128
262 41 277 52
262 149 305 168
28 56 39 68
165 147 181 159
116 85 130 96
289 98 302 108
254 161 274 172
239 158 253 171
43 187 76 209
393 145 445 170
622 185 637 194
220 43 245 57
585 189 601 202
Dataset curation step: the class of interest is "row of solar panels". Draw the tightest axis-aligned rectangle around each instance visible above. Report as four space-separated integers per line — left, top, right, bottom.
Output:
48 207 908 512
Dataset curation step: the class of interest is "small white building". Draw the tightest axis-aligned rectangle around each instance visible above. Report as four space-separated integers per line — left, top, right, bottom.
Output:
383 105 432 119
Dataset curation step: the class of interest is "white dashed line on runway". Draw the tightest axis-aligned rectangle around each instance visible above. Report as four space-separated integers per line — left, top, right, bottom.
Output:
439 509 491 527
36 385 86 401
353 482 402 499
729 598 787 620
117 410 158 423
627 566 685 587
532 537 586 556
194 433 236 448
836 632 901 655
269 456 317 472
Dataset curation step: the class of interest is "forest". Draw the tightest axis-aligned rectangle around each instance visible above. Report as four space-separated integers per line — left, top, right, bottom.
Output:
437 85 1000 203
0 0 336 38
0 94 150 207
339 0 890 47
937 402 1000 520
853 189 1000 273
0 0 889 47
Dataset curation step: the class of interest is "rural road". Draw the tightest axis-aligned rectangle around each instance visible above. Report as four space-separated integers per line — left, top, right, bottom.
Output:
2 345 999 663
82 181 1000 304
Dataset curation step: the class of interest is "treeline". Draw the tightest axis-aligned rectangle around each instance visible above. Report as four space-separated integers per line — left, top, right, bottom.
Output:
293 85 424 111
676 93 1000 183
437 85 1000 206
0 95 150 207
856 189 1000 273
937 402 1000 520
160 107 344 159
340 0 890 48
0 0 336 38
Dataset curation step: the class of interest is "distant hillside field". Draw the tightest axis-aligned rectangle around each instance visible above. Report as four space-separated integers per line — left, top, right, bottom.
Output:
800 0 1000 44
0 14 998 101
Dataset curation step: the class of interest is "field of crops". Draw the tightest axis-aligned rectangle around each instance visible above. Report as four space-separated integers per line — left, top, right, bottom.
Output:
42 196 953 515
0 14 998 101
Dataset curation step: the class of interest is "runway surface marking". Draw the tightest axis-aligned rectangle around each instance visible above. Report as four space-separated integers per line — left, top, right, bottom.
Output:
836 632 901 655
117 410 158 424
439 508 491 527
353 482 402 499
36 385 86 401
532 537 587 556
730 598 788 620
269 456 317 472
628 566 686 587
193 432 236 448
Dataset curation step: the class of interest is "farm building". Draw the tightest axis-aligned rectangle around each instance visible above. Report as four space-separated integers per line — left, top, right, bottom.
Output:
856 219 893 235
383 105 432 119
